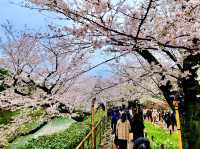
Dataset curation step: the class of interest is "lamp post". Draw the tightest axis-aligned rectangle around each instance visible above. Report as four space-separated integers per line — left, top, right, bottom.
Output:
173 97 183 149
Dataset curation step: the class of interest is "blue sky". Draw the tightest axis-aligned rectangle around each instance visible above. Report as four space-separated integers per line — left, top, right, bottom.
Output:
0 0 112 78
88 50 114 78
0 0 47 31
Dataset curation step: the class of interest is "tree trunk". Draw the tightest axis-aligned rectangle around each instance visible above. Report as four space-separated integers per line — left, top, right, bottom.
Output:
180 53 200 149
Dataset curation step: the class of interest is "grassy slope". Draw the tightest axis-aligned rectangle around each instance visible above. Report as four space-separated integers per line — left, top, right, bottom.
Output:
0 108 47 148
0 110 20 125
17 108 46 135
145 121 178 149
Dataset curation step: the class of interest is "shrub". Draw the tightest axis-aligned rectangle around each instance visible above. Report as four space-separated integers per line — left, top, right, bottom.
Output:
22 110 106 149
0 110 19 125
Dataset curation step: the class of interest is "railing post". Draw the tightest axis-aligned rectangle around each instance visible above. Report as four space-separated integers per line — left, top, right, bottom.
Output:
173 98 183 149
81 145 84 149
76 109 107 149
94 129 96 148
90 135 92 149
100 120 102 145
92 97 96 149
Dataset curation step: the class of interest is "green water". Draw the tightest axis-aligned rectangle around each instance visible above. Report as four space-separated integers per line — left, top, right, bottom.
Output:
8 117 75 149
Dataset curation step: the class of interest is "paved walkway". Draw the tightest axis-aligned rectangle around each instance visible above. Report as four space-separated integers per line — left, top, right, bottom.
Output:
99 127 134 149
99 128 113 149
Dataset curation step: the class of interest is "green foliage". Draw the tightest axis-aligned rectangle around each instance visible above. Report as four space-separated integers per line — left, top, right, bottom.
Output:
28 108 46 118
0 68 10 79
145 121 178 149
0 68 11 92
22 110 106 149
0 84 6 92
23 122 90 149
0 110 19 125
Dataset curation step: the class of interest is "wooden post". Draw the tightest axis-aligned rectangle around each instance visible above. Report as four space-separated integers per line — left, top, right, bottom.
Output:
100 120 102 145
173 99 183 149
91 97 96 149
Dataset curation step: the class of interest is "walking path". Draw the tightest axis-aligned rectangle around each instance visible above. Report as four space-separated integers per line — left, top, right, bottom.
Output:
99 120 177 149
99 127 113 149
99 125 134 149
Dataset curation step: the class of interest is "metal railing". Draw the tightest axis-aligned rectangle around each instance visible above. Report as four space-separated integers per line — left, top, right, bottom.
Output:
76 116 108 149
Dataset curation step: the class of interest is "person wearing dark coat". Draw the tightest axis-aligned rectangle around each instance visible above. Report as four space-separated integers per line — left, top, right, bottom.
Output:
133 137 151 149
163 111 171 128
131 113 145 141
111 110 119 134
171 111 176 131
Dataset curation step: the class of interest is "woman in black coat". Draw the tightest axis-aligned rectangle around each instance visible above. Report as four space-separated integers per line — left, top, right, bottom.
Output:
131 112 145 141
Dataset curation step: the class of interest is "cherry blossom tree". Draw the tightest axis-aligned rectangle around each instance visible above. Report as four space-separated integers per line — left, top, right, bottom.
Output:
0 23 91 111
24 0 200 147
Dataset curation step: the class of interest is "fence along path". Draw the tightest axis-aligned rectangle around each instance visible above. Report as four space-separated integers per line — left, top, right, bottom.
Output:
76 116 109 149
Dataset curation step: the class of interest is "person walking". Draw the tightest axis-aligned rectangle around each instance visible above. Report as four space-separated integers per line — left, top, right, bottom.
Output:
111 109 119 134
152 109 158 124
171 111 176 131
143 108 147 120
116 112 131 149
131 112 145 141
163 111 171 129
146 109 153 122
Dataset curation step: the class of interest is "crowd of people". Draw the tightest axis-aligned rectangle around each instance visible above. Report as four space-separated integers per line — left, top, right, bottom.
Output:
108 104 177 149
143 108 177 132
108 105 150 149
